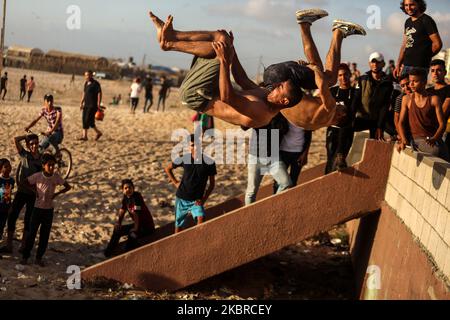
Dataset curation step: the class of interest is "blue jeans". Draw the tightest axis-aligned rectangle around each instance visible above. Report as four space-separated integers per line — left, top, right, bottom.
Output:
40 131 63 152
245 154 292 205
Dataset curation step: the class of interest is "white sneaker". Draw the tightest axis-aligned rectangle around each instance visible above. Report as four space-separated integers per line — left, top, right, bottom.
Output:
332 20 367 38
296 9 329 25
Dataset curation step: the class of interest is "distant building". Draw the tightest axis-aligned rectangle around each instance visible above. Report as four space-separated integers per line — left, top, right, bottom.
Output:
6 45 44 68
5 45 120 78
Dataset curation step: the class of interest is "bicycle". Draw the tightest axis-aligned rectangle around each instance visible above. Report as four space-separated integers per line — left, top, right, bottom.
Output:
21 130 73 180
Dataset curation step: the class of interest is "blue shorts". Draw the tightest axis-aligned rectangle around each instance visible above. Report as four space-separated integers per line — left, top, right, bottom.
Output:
175 197 206 228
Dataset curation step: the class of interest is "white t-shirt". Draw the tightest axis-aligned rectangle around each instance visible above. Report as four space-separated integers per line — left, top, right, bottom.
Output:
280 121 306 153
28 172 65 209
130 83 142 98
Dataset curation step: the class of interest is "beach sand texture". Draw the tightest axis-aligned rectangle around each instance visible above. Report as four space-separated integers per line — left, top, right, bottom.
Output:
0 68 353 300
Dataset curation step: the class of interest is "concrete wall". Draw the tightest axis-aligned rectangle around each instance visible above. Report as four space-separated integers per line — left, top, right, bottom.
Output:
385 149 450 281
348 139 450 299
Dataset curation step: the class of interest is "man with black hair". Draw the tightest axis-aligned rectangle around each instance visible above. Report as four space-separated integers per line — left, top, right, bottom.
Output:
353 52 394 140
394 0 442 78
19 75 27 101
427 59 450 152
397 68 449 161
165 134 216 233
79 70 103 141
326 63 359 173
25 94 64 153
394 73 413 135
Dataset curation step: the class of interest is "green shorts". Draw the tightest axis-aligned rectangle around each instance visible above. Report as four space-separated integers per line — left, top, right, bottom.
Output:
180 57 220 112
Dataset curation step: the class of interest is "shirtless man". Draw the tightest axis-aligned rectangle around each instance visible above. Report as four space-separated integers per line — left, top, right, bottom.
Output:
261 9 366 130
149 9 365 130
149 12 302 128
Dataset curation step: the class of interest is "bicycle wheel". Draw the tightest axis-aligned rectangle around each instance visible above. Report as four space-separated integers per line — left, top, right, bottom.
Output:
56 148 72 180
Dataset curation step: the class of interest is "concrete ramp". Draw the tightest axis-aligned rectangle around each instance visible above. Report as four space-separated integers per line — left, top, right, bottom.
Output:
82 139 393 292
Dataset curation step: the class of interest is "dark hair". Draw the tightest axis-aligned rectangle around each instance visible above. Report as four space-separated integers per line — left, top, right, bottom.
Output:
430 59 446 69
25 134 39 143
0 158 10 168
400 0 427 14
44 94 54 102
41 153 56 165
121 179 134 189
285 80 303 107
87 70 93 74
338 63 351 74
398 73 410 82
409 68 428 82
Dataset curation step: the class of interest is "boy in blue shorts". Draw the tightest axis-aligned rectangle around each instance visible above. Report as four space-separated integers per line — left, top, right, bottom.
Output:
165 134 216 233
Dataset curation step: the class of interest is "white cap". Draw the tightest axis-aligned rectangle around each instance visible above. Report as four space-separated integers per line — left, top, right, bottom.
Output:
369 52 384 62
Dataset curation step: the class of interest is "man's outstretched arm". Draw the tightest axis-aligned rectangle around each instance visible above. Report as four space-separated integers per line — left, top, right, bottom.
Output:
310 64 335 112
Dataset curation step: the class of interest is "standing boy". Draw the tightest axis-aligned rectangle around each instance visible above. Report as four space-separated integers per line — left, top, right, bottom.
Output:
21 154 71 266
1 72 8 100
165 134 216 233
0 134 41 253
20 75 27 101
27 77 36 103
0 159 14 242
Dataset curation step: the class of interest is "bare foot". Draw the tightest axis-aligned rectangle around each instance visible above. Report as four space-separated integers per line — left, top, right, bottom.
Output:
149 11 165 43
160 15 175 50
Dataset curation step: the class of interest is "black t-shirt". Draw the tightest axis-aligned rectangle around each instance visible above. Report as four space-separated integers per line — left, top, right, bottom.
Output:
84 79 102 108
427 85 450 106
144 81 153 97
20 78 27 90
1 76 7 88
173 155 217 201
159 80 171 96
403 14 439 68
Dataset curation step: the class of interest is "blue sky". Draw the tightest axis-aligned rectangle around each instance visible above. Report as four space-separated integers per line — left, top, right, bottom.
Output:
5 0 450 77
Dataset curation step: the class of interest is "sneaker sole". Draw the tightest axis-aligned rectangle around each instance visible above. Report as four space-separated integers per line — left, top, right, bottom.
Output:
296 9 329 18
295 9 329 23
332 19 367 36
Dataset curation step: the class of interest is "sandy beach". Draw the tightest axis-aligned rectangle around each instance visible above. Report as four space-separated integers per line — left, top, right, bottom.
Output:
0 67 352 300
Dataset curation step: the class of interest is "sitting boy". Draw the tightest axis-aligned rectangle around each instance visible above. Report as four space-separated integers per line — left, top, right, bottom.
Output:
104 179 156 257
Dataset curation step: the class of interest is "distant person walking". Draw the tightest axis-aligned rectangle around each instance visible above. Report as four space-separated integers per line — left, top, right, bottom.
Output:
157 76 171 112
27 77 36 103
130 77 142 114
394 0 443 78
19 75 27 101
79 70 103 141
143 76 154 113
70 73 75 85
1 72 8 100
350 63 361 87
